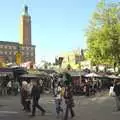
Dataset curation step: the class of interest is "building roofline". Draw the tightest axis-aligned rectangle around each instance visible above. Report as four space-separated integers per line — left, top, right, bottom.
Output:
0 41 35 47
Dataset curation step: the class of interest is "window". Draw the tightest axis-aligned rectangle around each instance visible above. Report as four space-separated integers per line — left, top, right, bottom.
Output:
4 46 8 49
9 46 12 49
26 47 29 50
0 45 3 48
0 51 2 54
9 52 12 55
5 51 7 55
12 46 16 50
14 51 16 55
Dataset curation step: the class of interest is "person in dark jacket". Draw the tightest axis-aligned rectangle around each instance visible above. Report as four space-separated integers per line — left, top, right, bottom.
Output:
114 80 120 111
64 85 75 120
31 81 46 116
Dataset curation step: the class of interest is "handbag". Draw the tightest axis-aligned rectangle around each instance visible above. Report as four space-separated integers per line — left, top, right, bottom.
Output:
109 86 115 97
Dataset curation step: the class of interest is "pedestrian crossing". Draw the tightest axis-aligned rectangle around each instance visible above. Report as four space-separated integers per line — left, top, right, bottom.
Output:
0 111 18 117
0 111 18 114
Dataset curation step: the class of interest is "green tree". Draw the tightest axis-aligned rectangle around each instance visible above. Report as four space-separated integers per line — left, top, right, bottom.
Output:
86 0 120 70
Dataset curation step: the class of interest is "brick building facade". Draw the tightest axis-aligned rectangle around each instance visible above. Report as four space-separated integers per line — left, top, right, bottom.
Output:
0 5 35 64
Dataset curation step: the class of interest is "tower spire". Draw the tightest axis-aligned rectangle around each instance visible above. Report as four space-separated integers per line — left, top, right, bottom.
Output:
23 5 29 16
20 4 31 45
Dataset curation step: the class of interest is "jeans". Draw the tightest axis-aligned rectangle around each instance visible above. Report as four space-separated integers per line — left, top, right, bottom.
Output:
64 104 75 120
25 100 31 112
32 97 45 116
2 87 7 96
55 99 63 114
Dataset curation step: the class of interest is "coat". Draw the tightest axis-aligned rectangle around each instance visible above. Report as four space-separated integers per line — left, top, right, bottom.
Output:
114 83 120 96
31 85 41 99
64 87 74 107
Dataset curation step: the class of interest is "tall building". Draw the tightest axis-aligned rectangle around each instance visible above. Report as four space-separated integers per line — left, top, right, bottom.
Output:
20 5 31 45
0 5 35 64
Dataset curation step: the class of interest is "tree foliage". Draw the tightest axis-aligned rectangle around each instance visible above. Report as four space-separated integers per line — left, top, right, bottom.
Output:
86 0 120 67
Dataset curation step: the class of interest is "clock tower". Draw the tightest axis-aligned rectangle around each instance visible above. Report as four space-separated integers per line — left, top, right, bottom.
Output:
19 5 31 46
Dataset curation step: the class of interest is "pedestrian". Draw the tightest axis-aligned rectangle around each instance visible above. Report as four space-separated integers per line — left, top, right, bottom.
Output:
21 81 30 112
64 85 75 120
13 80 19 96
55 82 63 117
26 81 33 112
39 79 43 93
7 80 12 95
27 81 33 95
31 81 46 116
113 80 120 111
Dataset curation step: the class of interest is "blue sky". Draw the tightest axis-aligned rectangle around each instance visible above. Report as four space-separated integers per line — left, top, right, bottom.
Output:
0 0 99 63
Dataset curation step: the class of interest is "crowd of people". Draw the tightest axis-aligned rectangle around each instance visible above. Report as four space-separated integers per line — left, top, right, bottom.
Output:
80 79 102 96
20 73 75 120
0 78 19 96
21 80 46 116
1 71 120 120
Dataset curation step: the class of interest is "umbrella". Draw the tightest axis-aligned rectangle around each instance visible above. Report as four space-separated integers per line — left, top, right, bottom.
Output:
85 72 100 77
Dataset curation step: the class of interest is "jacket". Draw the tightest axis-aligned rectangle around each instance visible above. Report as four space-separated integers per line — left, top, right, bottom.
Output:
64 87 74 107
114 83 120 96
31 85 41 98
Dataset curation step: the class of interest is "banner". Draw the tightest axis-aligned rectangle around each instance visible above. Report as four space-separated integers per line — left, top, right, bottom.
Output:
15 52 22 65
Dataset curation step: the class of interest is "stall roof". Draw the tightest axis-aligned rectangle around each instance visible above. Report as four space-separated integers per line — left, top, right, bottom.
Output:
20 74 40 78
68 71 87 77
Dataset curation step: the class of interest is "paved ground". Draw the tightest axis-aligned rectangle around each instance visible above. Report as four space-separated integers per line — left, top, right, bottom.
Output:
0 94 119 120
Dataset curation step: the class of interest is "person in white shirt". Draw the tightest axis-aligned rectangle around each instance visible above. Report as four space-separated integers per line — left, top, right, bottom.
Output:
55 82 63 117
7 81 12 95
27 81 33 95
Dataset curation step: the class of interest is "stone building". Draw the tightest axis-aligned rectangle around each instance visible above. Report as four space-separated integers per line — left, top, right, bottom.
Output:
0 5 35 64
57 49 85 70
0 41 35 63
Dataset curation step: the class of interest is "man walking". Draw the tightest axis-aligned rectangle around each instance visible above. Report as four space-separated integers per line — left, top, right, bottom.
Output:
31 81 46 116
114 80 120 111
64 85 75 120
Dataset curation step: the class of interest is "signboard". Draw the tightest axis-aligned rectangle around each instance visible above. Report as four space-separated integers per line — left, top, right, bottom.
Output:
15 52 22 65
